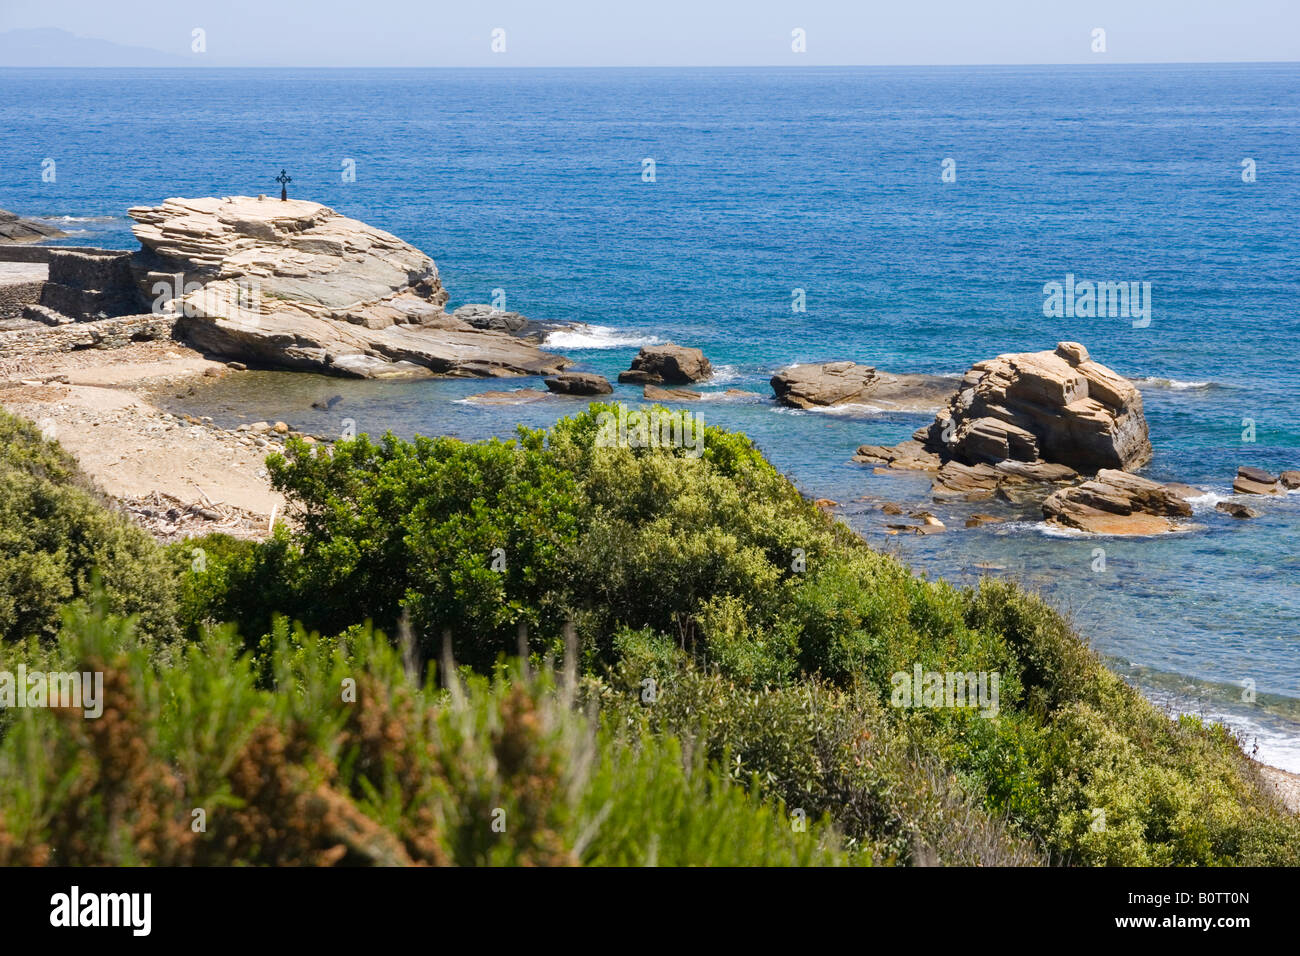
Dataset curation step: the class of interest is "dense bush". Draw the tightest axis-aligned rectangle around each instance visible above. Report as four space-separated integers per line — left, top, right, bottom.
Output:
0 409 177 642
0 605 852 866
5 402 1298 866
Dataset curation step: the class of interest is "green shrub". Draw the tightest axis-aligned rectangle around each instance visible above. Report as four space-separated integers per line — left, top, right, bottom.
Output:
0 410 177 642
0 603 853 866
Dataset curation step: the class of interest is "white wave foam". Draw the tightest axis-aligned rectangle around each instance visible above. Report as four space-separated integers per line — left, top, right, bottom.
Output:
1132 376 1217 391
795 402 890 416
542 323 660 350
707 364 741 385
1186 491 1231 510
38 215 119 223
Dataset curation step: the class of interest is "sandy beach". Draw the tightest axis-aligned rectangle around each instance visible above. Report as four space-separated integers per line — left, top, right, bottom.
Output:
0 340 283 540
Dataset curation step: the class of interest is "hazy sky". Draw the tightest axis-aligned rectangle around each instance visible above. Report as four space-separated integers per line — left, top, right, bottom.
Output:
3 0 1298 67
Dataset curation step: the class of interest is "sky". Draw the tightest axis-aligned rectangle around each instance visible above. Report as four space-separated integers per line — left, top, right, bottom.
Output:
1 0 1298 67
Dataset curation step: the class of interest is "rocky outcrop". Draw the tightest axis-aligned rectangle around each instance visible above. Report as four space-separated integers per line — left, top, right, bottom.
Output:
618 344 711 384
127 196 568 380
1233 466 1283 495
1282 471 1300 490
924 343 1151 473
453 303 528 333
0 208 65 243
543 372 612 396
771 362 953 412
1217 501 1260 519
1042 470 1193 536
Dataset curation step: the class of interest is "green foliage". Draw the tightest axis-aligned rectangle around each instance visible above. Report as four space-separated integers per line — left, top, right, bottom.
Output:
0 604 853 866
259 431 582 669
0 409 177 642
597 658 1040 865
8 403 1298 866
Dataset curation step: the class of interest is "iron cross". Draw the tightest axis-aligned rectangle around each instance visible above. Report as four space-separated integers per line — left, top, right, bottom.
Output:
275 169 292 201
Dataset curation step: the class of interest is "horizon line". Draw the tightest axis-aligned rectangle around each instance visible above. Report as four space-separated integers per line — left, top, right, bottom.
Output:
2 59 1298 70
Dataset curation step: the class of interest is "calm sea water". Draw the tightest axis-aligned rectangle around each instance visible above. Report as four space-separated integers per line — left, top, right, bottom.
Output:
4 65 1299 767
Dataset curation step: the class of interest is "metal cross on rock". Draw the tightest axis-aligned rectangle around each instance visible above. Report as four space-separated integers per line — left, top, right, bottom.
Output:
276 169 292 201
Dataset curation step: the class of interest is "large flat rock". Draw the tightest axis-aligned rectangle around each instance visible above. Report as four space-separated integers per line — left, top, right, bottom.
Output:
128 196 567 379
771 362 954 412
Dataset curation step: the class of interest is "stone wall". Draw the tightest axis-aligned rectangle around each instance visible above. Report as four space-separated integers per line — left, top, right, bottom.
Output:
0 246 143 319
0 313 175 358
0 281 45 319
0 245 117 264
48 249 134 289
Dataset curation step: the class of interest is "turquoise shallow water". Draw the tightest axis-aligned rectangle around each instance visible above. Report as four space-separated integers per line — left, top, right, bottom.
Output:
4 64 1299 767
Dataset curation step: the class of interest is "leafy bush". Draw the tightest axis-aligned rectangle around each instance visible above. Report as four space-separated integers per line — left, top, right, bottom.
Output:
0 409 177 642
13 403 1296 866
0 604 852 866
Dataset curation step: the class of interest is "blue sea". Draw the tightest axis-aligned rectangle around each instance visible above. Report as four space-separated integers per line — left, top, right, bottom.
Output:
4 65 1299 768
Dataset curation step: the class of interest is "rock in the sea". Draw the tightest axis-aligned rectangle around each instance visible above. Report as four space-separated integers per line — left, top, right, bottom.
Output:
127 196 568 380
771 361 953 411
771 362 878 409
1233 466 1282 495
1280 470 1300 490
617 344 712 384
1042 469 1192 535
543 372 613 396
0 208 65 243
643 384 701 402
925 342 1151 473
1216 501 1260 519
463 389 550 405
852 439 943 472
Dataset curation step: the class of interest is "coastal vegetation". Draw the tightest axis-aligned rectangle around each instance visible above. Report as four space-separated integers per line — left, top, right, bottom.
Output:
0 403 1296 866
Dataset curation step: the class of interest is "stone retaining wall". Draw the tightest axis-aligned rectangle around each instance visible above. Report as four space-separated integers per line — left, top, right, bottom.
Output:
0 313 175 358
0 245 121 264
0 281 45 319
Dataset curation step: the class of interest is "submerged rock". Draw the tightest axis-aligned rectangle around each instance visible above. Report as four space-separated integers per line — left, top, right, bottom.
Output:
1216 501 1260 519
618 343 712 384
643 384 701 402
127 196 568 379
463 389 551 405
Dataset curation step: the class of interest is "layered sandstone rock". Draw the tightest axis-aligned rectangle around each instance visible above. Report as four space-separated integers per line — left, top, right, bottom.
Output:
1233 466 1283 495
127 196 567 379
1042 469 1193 535
618 344 712 384
924 342 1151 473
771 362 953 411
